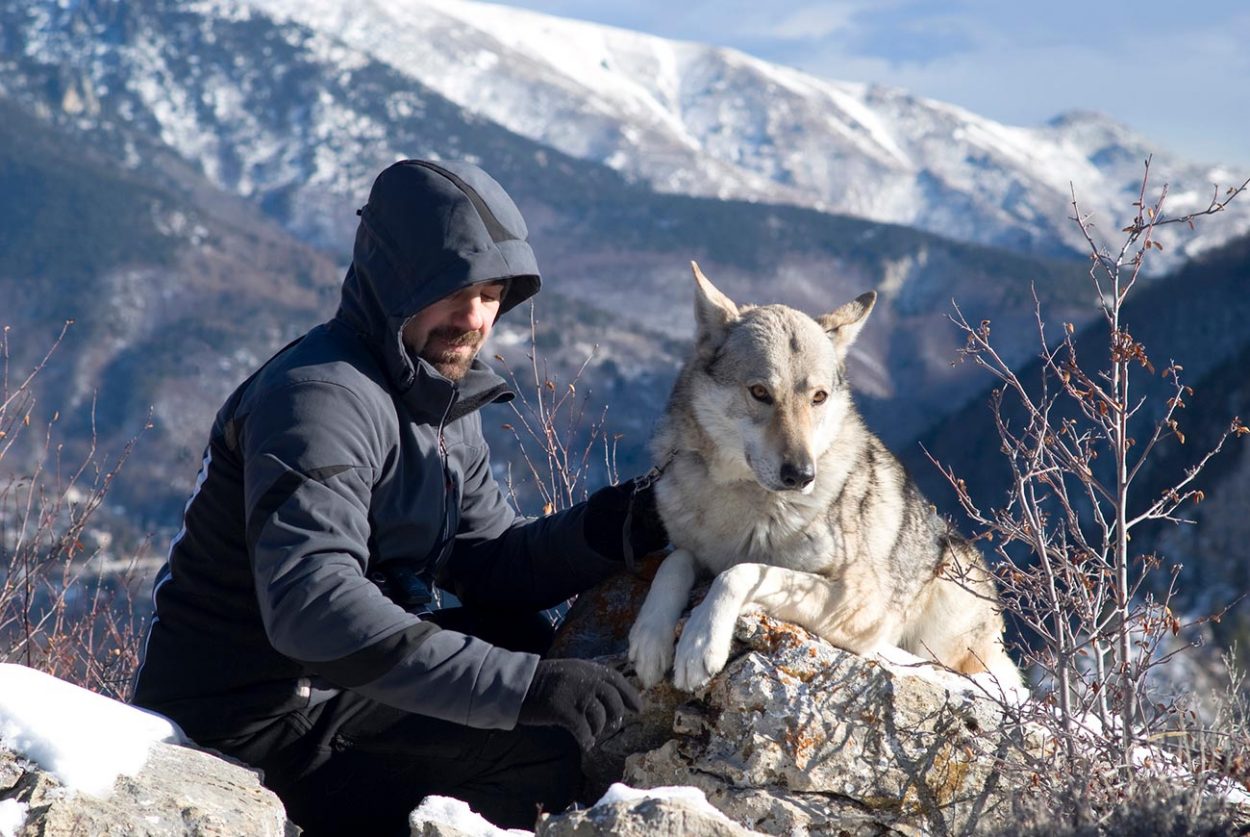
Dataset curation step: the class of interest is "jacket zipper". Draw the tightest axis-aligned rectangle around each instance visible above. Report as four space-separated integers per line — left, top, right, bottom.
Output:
428 394 458 603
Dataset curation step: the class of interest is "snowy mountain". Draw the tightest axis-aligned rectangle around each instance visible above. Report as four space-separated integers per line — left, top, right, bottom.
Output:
230 0 1247 262
4 0 1244 265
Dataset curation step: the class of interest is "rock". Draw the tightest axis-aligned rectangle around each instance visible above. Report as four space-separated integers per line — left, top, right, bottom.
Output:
0 742 297 836
407 786 766 837
409 794 534 836
622 613 1015 835
549 557 691 801
553 577 1020 836
547 554 667 662
537 788 765 837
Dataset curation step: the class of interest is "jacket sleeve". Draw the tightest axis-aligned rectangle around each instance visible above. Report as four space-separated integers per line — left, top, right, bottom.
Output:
441 420 620 610
241 379 537 730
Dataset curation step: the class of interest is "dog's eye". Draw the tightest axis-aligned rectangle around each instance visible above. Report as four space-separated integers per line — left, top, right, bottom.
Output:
748 384 773 404
812 390 828 405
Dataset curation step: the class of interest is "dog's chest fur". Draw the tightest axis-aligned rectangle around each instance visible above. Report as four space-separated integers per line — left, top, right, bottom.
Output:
657 452 850 577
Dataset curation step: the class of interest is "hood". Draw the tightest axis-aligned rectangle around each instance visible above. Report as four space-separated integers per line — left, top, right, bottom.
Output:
335 159 542 400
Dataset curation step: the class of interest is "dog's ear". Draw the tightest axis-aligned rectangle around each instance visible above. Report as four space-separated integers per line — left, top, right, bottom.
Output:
691 261 738 349
818 291 877 358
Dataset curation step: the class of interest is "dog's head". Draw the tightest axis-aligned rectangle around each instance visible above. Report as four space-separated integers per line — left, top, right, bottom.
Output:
685 262 875 494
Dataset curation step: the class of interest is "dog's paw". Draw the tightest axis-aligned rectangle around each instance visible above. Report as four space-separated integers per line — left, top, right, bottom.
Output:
628 618 676 689
671 602 734 692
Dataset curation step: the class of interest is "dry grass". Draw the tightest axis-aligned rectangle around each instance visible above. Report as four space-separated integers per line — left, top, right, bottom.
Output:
0 323 149 700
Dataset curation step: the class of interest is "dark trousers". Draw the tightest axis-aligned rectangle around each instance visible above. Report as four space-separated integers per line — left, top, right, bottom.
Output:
202 609 579 836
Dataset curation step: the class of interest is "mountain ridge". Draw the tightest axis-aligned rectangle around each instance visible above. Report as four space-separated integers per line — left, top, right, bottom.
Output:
236 0 1248 263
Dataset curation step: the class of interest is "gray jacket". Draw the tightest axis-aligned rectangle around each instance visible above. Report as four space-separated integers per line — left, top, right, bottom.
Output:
133 160 617 739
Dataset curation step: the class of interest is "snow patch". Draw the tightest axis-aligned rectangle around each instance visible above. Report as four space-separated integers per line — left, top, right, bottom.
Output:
408 795 532 835
0 664 185 798
0 800 28 837
593 781 733 822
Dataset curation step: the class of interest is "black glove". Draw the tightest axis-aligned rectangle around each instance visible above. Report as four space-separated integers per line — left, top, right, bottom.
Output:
583 474 669 569
517 659 643 750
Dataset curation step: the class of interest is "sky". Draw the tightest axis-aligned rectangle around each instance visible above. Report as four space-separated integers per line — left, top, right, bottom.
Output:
495 0 1250 170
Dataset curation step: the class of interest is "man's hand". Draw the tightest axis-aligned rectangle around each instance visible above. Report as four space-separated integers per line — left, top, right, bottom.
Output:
584 476 669 568
517 659 642 750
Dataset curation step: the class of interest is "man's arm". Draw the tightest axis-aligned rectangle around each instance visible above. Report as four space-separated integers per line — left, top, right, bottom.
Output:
442 412 668 608
441 427 621 610
242 380 536 729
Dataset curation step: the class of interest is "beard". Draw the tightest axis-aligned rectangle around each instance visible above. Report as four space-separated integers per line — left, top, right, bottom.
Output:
419 328 483 381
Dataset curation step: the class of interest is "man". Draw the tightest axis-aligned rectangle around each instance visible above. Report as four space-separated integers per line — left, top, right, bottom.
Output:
132 159 667 835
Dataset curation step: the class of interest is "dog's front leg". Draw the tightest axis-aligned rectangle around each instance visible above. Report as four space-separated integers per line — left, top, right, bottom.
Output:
628 548 698 688
672 562 767 691
672 563 893 691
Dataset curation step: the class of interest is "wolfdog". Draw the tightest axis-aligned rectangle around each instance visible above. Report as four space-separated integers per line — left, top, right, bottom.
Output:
628 263 1022 693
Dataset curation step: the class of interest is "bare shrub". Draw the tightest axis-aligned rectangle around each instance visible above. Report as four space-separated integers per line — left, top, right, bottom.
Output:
493 303 620 516
489 305 625 626
0 323 149 700
927 160 1250 826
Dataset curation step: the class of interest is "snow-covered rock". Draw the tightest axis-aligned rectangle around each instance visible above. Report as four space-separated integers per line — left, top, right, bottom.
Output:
410 795 533 836
539 783 764 837
0 741 295 837
0 666 295 837
0 665 184 797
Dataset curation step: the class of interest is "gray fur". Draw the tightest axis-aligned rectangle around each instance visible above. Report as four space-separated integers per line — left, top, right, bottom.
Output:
628 263 1022 694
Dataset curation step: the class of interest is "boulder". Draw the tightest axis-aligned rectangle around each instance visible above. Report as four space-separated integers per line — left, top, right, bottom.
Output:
409 786 768 837
537 785 765 837
622 613 1014 835
552 569 1019 835
0 741 296 836
548 556 687 799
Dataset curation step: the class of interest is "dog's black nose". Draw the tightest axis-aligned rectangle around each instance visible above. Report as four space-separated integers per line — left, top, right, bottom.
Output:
780 462 816 489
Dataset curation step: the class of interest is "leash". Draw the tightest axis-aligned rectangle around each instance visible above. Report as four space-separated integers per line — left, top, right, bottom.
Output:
620 449 678 574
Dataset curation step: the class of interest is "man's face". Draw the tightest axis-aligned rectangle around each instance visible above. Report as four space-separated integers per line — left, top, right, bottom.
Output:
402 281 505 381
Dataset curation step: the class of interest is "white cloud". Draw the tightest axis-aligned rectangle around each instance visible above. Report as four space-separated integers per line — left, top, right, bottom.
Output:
750 3 864 40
